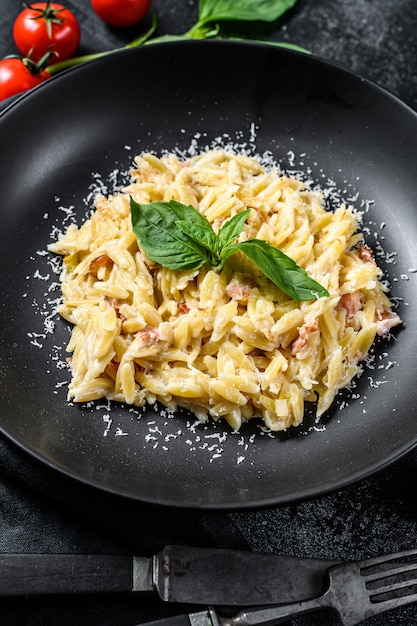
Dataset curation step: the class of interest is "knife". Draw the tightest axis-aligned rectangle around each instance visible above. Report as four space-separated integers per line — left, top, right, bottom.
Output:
0 545 336 606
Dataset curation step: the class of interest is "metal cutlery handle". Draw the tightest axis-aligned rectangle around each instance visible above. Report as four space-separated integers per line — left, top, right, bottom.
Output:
0 547 334 605
215 595 329 626
0 554 137 596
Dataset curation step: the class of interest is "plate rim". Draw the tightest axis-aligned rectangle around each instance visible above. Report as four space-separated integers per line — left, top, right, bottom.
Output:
0 39 416 509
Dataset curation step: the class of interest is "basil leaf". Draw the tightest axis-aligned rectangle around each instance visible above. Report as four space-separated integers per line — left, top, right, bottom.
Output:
216 209 251 250
218 242 241 269
198 0 298 24
230 37 311 54
130 198 211 270
236 239 330 301
131 198 329 301
176 219 218 254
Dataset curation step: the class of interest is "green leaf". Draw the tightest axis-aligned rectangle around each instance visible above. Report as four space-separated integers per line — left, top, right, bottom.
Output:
198 0 299 24
229 37 311 54
130 198 211 270
216 209 251 250
218 242 241 269
131 198 329 301
176 219 218 257
235 239 330 301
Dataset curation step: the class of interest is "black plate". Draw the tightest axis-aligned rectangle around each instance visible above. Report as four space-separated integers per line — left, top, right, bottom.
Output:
0 41 416 509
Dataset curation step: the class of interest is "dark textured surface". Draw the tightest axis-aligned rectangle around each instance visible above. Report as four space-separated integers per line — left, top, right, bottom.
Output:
1 1 417 625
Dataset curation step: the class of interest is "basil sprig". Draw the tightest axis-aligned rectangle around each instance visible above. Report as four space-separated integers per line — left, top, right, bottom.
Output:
130 198 329 301
197 0 299 26
49 1 305 77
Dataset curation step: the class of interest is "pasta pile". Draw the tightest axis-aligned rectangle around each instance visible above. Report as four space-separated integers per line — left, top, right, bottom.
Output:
48 150 401 431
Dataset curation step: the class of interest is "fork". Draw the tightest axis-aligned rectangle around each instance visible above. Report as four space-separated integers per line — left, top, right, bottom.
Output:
212 548 417 626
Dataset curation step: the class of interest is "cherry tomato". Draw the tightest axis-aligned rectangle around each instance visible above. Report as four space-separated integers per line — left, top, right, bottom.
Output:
0 56 50 101
13 2 80 64
91 0 152 27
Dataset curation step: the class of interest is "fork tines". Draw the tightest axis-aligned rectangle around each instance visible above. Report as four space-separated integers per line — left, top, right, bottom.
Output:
360 548 417 603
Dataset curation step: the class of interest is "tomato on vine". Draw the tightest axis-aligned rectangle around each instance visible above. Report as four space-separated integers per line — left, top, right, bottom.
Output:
13 2 80 64
91 0 152 27
0 53 52 101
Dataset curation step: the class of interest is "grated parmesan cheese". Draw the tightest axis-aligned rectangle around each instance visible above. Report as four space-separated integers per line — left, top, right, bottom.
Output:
23 128 408 465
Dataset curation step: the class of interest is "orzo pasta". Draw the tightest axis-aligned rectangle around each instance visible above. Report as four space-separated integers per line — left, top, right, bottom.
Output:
48 150 401 431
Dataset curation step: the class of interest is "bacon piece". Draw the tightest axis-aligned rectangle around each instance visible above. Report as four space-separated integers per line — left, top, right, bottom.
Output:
337 291 364 320
137 325 160 345
89 253 114 277
376 310 402 336
226 278 252 303
105 360 119 380
177 302 190 314
104 297 123 318
358 242 375 264
291 318 319 356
